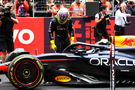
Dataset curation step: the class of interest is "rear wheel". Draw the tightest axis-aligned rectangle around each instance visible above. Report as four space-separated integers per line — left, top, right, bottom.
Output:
8 55 43 89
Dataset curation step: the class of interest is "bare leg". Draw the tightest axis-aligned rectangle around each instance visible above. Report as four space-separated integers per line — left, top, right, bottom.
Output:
1 51 7 63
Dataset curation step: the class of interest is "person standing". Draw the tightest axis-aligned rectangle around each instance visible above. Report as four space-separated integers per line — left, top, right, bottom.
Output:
126 1 135 15
115 2 131 35
45 0 54 17
49 8 74 53
0 3 19 63
69 0 85 17
100 0 112 14
51 0 64 17
16 0 30 17
95 5 110 41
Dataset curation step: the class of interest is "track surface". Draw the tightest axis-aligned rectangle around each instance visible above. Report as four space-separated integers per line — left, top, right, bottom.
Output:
0 75 135 90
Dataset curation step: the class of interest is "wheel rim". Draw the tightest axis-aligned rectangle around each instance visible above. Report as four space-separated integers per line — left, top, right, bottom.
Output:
14 60 41 85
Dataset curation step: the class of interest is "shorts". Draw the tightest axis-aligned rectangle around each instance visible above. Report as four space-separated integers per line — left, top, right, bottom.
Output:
0 37 14 52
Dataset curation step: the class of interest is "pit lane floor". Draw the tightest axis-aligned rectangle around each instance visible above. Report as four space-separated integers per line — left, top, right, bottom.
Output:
0 75 135 90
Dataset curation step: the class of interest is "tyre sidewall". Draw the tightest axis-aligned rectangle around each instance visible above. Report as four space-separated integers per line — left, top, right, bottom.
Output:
8 54 43 89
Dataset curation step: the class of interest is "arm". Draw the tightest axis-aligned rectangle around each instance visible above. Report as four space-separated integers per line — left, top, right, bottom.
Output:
48 19 57 50
23 0 29 12
118 13 130 17
16 0 19 8
95 13 105 25
51 6 59 16
82 3 85 16
11 14 19 24
68 19 74 37
48 19 55 40
116 10 131 18
68 19 74 44
0 12 4 26
0 20 2 27
68 4 73 16
11 17 19 24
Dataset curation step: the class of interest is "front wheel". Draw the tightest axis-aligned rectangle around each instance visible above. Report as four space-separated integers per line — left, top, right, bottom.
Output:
8 54 44 89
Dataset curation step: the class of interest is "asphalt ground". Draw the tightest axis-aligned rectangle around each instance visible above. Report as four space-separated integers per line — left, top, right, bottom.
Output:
1 75 135 90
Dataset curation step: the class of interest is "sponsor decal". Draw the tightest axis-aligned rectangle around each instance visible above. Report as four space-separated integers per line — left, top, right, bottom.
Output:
14 18 44 54
14 29 34 44
115 36 135 47
89 58 135 66
55 76 71 82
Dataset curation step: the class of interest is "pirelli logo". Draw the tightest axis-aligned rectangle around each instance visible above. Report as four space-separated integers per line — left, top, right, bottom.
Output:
55 76 71 82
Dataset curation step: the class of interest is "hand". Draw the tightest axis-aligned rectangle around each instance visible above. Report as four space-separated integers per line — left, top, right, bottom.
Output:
50 40 57 51
70 37 74 44
106 17 110 20
10 16 19 24
0 12 4 17
126 14 131 17
104 14 110 18
101 15 104 20
11 17 15 20
0 12 3 15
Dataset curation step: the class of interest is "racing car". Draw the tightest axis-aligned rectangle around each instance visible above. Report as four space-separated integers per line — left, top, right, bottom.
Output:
0 36 135 89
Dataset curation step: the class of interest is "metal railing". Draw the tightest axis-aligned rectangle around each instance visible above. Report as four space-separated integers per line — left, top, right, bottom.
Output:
33 0 74 17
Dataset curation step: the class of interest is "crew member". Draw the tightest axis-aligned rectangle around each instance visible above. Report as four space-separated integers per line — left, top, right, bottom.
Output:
16 0 30 17
49 8 74 53
115 2 131 35
0 4 19 63
51 0 64 17
69 0 85 17
95 5 110 41
100 0 112 14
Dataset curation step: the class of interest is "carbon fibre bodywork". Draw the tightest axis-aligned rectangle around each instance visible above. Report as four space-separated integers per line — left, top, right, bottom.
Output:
1 41 135 89
36 42 135 85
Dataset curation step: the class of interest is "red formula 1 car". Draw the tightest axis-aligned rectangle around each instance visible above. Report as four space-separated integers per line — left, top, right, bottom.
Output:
0 36 135 89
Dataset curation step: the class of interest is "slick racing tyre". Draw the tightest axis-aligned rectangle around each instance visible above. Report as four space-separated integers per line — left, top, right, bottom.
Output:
5 50 29 78
8 54 44 89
